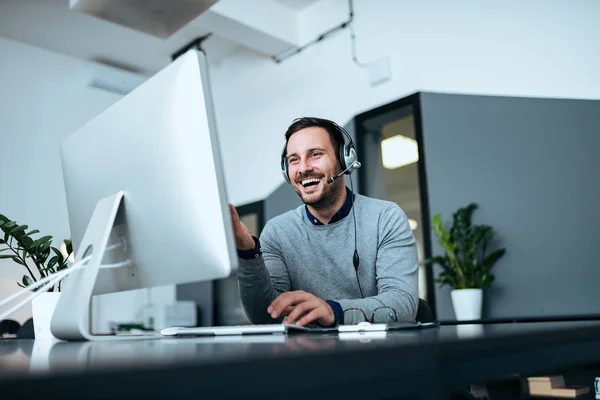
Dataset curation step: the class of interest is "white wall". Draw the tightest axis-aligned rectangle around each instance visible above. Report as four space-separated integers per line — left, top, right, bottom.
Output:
0 37 174 327
209 0 600 206
0 36 115 323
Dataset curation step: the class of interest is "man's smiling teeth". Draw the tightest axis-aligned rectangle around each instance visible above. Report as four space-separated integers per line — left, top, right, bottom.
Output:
301 178 321 187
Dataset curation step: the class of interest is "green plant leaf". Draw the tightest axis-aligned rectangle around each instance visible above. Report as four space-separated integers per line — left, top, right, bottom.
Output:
0 220 5 227
483 249 506 269
31 235 53 249
65 239 73 255
26 229 40 236
0 248 10 253
39 240 52 253
11 256 25 266
10 225 28 235
435 275 457 289
22 275 33 287
17 282 26 288
430 203 506 290
21 236 33 248
58 253 64 265
1 221 16 230
40 248 51 263
51 247 65 265
425 255 449 266
48 256 58 270
0 254 14 259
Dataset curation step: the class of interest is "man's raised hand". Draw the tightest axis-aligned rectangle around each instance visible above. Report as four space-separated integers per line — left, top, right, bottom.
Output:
228 203 256 251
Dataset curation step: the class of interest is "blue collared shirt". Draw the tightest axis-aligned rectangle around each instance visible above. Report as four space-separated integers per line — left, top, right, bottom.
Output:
305 187 354 225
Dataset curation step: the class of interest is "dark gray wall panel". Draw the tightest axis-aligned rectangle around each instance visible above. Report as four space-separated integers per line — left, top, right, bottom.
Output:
420 92 600 319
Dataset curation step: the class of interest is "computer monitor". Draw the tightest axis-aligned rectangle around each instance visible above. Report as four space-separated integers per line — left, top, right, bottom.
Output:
51 49 238 341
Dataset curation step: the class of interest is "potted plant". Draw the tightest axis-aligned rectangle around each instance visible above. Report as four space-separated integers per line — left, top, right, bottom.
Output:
0 214 73 338
426 203 506 320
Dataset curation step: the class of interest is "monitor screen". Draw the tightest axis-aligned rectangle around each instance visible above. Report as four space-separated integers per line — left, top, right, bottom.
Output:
52 49 237 340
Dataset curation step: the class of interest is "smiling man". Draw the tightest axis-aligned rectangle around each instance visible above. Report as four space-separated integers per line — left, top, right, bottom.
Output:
229 117 418 327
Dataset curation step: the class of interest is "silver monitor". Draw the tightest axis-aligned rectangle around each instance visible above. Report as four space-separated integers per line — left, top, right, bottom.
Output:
51 50 237 341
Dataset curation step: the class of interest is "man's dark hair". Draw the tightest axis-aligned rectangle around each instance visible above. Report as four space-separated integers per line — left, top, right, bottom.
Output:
284 117 344 162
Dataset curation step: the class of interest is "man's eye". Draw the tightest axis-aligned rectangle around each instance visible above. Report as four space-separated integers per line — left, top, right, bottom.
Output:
312 152 321 157
289 158 298 163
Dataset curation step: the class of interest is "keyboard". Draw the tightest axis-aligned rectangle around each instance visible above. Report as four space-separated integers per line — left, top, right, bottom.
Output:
161 324 285 336
159 321 432 337
161 323 338 336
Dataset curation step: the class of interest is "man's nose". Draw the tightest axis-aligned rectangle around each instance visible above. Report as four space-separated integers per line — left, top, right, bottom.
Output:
298 158 311 174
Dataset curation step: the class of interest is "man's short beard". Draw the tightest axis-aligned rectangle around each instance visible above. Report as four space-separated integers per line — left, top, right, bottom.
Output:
296 178 344 210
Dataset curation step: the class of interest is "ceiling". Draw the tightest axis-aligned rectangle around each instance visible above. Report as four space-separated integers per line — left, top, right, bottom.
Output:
0 0 323 75
0 0 240 74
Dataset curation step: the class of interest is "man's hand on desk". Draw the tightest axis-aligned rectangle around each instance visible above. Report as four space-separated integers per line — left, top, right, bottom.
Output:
268 291 335 327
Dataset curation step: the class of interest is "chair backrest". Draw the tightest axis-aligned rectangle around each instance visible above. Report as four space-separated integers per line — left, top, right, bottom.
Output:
416 298 435 323
0 319 21 335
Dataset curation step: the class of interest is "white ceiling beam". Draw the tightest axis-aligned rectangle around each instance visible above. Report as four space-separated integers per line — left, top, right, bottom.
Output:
193 0 300 57
69 0 219 39
297 0 348 44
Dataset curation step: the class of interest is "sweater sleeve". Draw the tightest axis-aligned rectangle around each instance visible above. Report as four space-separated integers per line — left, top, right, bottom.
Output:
336 204 419 322
237 222 291 324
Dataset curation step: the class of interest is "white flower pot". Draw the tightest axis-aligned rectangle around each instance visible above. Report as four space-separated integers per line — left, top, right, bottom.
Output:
31 292 61 340
451 288 482 321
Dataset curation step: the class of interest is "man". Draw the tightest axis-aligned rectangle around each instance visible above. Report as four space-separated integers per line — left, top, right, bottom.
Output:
229 117 418 327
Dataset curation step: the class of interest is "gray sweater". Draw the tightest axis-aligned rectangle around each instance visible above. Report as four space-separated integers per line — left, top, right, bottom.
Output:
237 193 419 324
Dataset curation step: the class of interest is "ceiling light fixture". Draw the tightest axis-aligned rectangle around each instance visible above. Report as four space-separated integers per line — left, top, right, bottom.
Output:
408 219 418 231
381 135 419 169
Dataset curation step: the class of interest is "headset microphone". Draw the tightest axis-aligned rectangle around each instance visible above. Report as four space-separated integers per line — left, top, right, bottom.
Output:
327 161 361 184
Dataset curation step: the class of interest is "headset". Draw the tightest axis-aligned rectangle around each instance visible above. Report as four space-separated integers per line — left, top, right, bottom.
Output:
280 120 360 184
280 118 365 298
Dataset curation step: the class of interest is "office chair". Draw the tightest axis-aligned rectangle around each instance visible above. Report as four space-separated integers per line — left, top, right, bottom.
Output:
0 319 21 336
416 298 435 323
17 318 34 339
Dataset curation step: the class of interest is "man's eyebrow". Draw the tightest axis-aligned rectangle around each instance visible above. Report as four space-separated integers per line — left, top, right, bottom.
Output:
287 148 326 159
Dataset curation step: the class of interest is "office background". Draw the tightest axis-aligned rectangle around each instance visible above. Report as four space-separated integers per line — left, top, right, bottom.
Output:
0 0 599 328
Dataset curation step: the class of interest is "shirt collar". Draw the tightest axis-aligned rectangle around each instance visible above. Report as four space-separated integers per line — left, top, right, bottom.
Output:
305 187 354 225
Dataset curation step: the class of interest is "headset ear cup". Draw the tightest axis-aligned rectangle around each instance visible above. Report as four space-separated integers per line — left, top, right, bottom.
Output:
344 145 358 174
333 122 358 175
281 167 290 184
338 144 347 171
281 143 291 184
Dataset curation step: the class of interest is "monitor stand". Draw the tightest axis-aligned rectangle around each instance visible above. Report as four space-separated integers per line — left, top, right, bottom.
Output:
50 191 160 341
